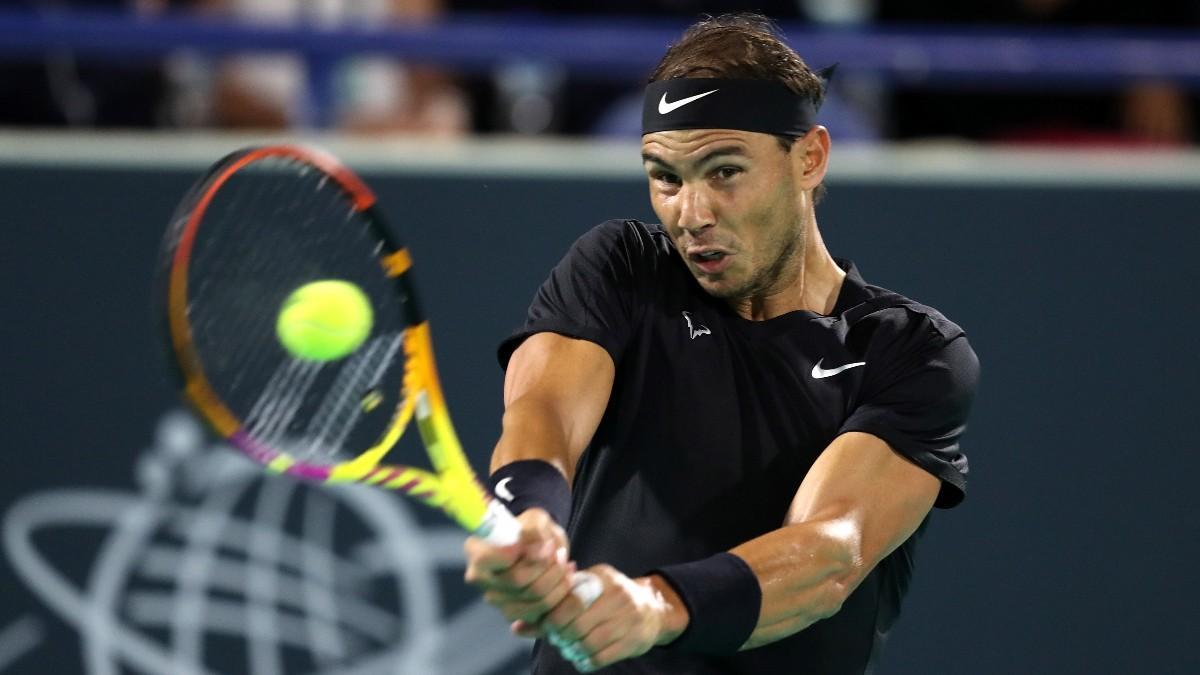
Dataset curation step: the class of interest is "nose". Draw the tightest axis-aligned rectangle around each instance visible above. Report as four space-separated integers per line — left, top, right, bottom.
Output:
676 183 715 236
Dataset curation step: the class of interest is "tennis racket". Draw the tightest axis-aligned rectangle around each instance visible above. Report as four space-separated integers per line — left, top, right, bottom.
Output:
157 145 599 619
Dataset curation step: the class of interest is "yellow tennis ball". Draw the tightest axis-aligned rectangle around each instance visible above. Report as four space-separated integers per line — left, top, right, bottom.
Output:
276 280 373 361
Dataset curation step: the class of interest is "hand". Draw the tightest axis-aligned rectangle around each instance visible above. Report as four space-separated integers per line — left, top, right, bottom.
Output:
515 566 689 672
463 508 576 626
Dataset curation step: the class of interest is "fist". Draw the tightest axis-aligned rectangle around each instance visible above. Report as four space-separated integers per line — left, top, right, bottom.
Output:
517 566 686 672
463 508 575 625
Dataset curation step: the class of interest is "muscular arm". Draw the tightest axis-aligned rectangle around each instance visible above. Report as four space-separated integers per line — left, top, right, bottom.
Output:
541 431 941 670
491 332 615 480
463 332 614 643
728 431 939 648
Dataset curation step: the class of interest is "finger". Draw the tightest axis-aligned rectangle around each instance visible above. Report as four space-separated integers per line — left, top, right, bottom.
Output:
492 584 572 627
490 555 560 593
463 538 523 581
487 579 571 624
514 510 568 554
588 633 651 671
484 561 572 623
511 620 545 639
521 536 560 563
540 590 588 638
551 582 624 643
576 617 626 659
518 557 572 603
551 635 594 672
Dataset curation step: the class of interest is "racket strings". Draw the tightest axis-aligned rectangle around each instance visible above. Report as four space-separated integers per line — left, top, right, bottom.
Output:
183 154 409 466
245 358 324 448
300 332 404 462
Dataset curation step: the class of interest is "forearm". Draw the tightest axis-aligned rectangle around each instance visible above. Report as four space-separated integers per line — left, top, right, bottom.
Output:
650 518 864 652
732 518 863 649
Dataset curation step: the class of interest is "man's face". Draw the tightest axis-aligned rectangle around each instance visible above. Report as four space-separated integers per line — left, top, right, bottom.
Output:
641 129 805 302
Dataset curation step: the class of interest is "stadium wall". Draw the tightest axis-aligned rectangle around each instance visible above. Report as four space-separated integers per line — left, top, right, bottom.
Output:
1 133 1197 674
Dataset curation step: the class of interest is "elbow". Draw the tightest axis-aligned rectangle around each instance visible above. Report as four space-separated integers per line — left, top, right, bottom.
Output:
811 575 853 621
810 519 866 619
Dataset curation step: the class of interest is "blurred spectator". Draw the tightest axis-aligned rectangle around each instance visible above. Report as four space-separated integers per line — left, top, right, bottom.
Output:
0 0 172 127
452 2 880 140
876 0 1199 146
184 0 469 134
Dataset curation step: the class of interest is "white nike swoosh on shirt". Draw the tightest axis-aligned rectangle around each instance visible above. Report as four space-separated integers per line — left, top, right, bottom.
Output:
495 477 515 502
658 89 719 114
811 358 867 379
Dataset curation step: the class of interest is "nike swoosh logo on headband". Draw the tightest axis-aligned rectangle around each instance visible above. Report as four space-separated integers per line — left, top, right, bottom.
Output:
658 89 720 114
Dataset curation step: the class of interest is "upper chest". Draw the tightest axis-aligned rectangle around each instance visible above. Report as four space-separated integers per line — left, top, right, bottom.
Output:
616 286 877 456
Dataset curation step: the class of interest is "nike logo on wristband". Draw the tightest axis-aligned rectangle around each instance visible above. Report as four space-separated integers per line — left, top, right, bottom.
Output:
495 477 515 502
658 89 719 114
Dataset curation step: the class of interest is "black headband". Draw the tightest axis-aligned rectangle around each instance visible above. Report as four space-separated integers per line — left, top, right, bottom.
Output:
641 68 834 137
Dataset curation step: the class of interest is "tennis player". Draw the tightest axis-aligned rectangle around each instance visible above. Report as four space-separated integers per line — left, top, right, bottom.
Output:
464 14 979 674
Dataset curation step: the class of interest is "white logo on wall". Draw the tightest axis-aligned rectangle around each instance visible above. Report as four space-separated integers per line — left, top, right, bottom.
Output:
1 410 522 675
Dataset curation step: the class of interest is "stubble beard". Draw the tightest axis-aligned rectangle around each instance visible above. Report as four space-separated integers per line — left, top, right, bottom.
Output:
711 215 806 304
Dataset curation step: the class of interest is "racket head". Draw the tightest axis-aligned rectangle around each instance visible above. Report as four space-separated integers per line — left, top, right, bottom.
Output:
158 145 491 532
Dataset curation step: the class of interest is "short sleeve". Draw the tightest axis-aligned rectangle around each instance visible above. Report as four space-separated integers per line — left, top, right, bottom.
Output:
838 314 980 508
498 220 651 369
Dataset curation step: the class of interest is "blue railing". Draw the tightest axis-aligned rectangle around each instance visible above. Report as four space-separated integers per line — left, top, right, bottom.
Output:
4 11 1200 82
4 10 1199 126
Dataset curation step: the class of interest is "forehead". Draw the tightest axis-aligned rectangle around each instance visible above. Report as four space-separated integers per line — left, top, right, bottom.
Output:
641 129 777 163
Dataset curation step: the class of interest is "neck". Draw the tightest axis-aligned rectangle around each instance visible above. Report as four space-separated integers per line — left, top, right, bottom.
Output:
734 214 845 321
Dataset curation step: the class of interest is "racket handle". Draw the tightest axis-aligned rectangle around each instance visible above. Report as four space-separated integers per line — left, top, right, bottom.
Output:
477 500 602 670
478 499 602 607
479 499 522 546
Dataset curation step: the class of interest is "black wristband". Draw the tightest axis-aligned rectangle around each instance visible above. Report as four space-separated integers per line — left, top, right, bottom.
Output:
652 552 762 654
487 460 572 528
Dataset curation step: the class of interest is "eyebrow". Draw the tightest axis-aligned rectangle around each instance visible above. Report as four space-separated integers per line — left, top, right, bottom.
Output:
641 146 749 172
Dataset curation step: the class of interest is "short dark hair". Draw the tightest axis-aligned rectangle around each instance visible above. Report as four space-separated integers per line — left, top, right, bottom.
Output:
649 14 828 202
649 14 824 104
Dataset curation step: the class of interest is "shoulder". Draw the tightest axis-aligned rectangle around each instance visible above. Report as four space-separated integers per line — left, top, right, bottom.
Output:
573 219 674 260
841 283 975 371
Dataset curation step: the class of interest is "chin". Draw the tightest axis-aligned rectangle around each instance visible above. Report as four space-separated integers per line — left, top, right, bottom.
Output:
694 276 742 299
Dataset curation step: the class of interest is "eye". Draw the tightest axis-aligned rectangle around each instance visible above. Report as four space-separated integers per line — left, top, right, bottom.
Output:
715 166 742 180
651 170 681 186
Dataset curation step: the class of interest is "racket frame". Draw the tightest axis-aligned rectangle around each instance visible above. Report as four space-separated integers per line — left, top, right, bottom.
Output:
161 144 514 543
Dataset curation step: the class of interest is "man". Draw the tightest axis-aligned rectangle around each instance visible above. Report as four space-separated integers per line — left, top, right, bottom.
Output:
465 14 979 674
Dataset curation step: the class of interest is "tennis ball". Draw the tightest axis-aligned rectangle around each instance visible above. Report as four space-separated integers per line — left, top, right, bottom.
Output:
276 280 373 361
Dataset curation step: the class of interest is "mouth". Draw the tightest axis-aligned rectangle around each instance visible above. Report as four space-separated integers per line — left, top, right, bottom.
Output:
686 248 733 275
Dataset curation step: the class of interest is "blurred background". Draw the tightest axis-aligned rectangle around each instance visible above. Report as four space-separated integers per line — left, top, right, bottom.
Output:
1 1 1199 674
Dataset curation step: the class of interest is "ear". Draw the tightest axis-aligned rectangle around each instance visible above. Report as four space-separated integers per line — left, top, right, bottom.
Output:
790 125 830 192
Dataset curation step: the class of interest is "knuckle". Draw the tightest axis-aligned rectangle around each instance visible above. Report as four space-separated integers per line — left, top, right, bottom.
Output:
530 569 565 598
584 625 613 650
523 595 552 616
555 622 580 643
510 565 540 589
517 606 544 623
544 580 571 607
546 606 574 633
592 563 616 578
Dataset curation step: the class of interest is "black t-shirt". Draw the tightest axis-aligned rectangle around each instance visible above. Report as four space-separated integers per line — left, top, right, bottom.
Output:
498 220 979 674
